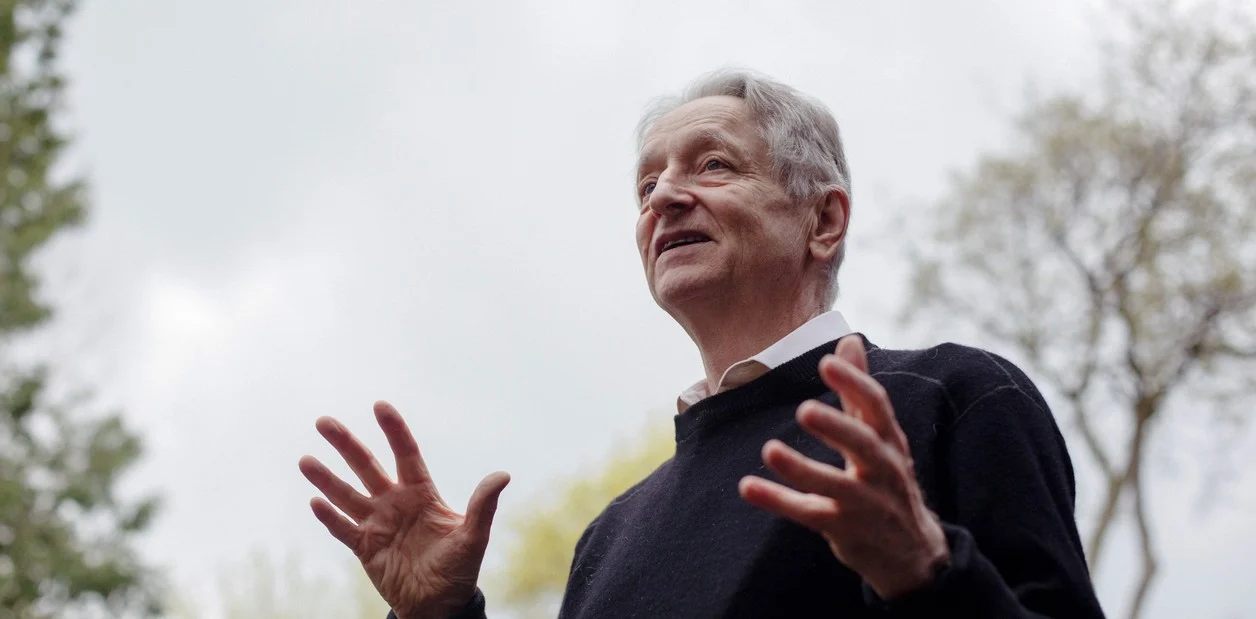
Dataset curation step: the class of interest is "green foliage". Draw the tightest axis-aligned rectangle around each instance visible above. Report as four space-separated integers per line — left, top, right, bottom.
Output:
0 374 160 617
0 1 162 616
0 0 85 334
492 423 674 619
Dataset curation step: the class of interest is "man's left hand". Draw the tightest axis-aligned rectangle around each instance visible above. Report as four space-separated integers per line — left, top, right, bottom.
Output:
738 335 950 600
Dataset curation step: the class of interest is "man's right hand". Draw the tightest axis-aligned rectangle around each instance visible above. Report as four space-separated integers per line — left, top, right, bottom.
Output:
299 401 510 619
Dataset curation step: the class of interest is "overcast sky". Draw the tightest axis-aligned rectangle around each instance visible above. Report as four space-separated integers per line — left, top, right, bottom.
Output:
39 1 1256 617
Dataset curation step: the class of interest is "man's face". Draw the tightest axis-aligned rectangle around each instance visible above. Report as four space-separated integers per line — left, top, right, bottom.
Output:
635 96 808 314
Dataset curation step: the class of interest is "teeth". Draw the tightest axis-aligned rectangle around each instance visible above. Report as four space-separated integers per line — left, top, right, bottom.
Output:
664 236 707 251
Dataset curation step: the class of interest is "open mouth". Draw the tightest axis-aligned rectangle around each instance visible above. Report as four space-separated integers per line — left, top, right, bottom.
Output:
659 234 712 254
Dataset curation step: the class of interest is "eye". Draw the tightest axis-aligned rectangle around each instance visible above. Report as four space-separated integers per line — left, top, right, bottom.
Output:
641 181 657 196
704 158 727 171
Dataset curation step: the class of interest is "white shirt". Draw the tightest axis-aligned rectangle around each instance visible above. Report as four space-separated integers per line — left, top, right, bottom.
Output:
677 310 854 413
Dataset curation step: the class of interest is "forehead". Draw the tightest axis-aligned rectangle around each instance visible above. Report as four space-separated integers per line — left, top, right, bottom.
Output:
638 96 758 163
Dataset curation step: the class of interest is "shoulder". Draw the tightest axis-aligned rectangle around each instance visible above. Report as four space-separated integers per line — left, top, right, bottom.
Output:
866 340 1053 426
576 457 674 548
868 341 1076 498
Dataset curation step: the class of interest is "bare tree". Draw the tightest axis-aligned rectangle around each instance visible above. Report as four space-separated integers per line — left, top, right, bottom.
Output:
902 2 1256 617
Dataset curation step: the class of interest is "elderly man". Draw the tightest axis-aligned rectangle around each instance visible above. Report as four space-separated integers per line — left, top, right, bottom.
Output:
299 69 1106 618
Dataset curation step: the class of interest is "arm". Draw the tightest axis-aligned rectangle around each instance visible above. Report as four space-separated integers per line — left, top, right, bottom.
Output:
739 337 1105 619
863 383 1104 617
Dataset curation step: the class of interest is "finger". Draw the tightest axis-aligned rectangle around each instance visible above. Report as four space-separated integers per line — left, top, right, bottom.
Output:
464 471 511 545
818 355 910 454
738 475 838 531
824 340 875 430
374 401 432 485
299 455 374 521
310 497 363 551
836 334 869 373
760 439 862 501
316 416 393 495
797 400 901 478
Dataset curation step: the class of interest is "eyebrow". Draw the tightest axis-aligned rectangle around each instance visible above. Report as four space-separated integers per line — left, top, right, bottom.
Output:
688 127 739 154
636 126 744 179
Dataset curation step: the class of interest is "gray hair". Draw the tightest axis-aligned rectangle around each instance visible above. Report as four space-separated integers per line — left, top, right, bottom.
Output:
635 68 851 305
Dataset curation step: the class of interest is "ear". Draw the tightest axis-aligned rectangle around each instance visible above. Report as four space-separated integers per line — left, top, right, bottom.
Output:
807 187 849 263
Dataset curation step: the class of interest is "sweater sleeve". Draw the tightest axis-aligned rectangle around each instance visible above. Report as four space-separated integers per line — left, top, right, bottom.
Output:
862 363 1106 618
384 588 488 619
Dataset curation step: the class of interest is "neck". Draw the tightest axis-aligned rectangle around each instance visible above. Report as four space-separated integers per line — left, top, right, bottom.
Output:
676 286 827 393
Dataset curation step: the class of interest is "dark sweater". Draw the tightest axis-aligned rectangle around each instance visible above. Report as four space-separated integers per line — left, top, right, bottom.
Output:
395 335 1106 618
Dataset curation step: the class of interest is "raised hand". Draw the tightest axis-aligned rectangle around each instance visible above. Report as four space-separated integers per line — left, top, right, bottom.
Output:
738 336 949 599
299 401 510 619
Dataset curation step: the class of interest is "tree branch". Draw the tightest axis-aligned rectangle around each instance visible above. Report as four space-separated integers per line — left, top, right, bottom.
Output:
1069 393 1116 481
1042 216 1119 478
1214 343 1256 359
1125 423 1159 619
1086 469 1130 570
1089 401 1154 581
1157 300 1223 394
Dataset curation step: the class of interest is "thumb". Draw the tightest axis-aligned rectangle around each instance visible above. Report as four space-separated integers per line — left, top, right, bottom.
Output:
836 334 868 373
464 471 511 544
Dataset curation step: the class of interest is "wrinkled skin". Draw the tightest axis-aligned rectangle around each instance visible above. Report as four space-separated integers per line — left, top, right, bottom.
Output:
299 401 509 619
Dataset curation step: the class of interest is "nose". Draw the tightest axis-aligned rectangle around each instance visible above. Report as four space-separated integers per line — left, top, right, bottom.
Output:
647 169 696 217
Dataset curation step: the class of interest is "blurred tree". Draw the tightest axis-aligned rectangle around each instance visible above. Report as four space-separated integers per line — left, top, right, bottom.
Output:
163 550 389 619
0 0 162 617
492 423 673 619
903 1 1256 617
212 551 390 619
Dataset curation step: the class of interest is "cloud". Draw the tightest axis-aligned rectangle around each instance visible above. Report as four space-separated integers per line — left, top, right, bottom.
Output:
53 2 1254 618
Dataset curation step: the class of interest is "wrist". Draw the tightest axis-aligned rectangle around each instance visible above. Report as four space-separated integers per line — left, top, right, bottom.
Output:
871 545 951 600
394 587 484 619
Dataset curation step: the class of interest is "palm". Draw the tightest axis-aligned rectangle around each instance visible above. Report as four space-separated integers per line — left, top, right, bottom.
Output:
358 484 471 610
300 402 510 619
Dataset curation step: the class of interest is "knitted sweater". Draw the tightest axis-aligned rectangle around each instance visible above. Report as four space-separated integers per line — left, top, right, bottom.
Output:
393 335 1106 618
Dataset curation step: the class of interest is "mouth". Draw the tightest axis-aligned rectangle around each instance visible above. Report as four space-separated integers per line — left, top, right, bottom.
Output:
655 231 713 257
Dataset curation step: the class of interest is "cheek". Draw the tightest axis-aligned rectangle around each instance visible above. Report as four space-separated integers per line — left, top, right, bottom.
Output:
635 212 655 263
734 198 804 260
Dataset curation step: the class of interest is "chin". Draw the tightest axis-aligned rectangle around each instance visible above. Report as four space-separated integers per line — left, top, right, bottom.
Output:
651 267 722 310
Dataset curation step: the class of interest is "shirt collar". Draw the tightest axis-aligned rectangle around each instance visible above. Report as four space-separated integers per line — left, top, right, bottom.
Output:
677 310 853 413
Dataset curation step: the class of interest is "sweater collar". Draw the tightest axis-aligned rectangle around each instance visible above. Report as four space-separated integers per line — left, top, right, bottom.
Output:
674 333 877 445
677 310 854 413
